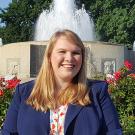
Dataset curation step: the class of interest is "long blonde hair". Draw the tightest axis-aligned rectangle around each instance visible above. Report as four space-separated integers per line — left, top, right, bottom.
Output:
27 29 91 112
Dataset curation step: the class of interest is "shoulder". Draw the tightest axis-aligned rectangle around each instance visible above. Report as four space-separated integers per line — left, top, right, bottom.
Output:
87 79 108 96
87 79 108 90
18 80 35 89
15 80 35 100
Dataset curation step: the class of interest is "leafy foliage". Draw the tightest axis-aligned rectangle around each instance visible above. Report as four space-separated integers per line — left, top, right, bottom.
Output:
107 60 135 134
82 0 135 48
0 0 135 48
1 0 135 47
0 0 52 44
0 77 21 128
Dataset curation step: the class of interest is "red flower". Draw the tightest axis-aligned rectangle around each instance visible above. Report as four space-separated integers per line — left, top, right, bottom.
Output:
106 79 114 84
128 73 135 78
0 89 4 96
6 79 21 89
124 60 133 70
0 77 5 81
114 71 121 81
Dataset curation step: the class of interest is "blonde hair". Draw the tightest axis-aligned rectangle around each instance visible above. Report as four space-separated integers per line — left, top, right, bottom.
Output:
27 29 91 112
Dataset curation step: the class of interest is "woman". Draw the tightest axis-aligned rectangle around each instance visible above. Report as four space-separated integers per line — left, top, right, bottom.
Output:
2 29 122 135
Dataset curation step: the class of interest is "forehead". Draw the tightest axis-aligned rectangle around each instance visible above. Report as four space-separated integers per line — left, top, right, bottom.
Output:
53 36 81 50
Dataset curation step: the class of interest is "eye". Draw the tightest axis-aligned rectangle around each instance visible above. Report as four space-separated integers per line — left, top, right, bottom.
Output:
72 51 81 55
58 50 66 53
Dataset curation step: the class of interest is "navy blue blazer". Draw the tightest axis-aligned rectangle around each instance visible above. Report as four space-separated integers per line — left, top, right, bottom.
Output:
2 80 122 135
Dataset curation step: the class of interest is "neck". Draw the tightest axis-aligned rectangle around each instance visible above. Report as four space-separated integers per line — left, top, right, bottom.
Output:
55 79 71 92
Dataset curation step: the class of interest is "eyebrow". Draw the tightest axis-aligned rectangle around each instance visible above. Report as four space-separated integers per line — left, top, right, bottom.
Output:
56 48 82 52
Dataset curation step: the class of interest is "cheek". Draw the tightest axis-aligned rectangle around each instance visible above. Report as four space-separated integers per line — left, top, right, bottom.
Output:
76 56 82 66
50 53 57 63
51 54 62 66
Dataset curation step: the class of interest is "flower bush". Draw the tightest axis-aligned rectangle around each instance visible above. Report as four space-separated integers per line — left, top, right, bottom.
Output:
107 60 135 134
0 76 21 128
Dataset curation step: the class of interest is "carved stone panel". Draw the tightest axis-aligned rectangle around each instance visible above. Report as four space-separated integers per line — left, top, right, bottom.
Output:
6 58 20 76
101 58 116 75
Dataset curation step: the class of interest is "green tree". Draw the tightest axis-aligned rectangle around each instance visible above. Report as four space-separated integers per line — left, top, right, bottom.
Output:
0 0 52 44
0 0 135 48
81 0 135 48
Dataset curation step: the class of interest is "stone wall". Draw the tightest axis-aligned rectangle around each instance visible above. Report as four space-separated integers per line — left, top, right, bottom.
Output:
0 41 47 80
84 41 126 77
0 41 130 81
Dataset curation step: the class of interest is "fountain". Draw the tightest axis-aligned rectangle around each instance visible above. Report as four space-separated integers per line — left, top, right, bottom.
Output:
0 0 130 80
133 41 135 51
34 0 95 41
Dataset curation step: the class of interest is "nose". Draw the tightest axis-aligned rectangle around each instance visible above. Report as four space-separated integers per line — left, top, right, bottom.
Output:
65 52 73 62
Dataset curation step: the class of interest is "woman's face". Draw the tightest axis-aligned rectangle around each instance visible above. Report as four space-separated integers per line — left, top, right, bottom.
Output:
50 36 82 83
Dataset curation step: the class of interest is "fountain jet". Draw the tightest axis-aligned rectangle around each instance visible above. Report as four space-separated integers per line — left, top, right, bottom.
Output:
34 0 95 41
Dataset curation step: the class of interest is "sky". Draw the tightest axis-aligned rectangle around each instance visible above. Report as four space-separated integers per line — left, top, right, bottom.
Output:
0 0 12 9
0 0 12 26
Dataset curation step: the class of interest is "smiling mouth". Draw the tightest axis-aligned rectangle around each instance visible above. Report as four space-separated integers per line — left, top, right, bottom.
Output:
61 64 75 68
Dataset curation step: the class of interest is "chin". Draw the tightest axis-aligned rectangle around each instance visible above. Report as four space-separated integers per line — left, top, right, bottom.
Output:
61 75 74 81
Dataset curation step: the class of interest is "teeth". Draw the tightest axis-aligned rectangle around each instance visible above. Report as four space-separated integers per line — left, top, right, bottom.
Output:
63 65 73 68
62 64 74 68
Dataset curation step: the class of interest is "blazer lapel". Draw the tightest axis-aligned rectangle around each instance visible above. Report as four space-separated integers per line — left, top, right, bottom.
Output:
64 104 83 134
